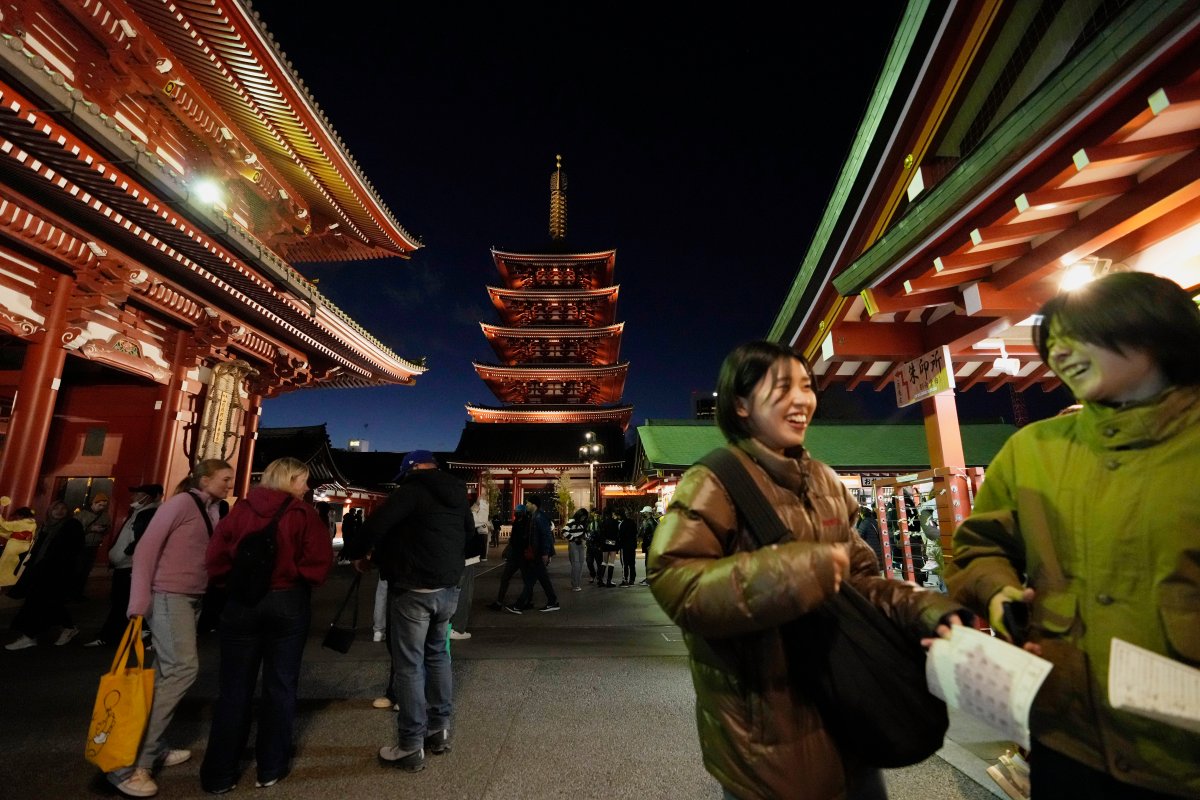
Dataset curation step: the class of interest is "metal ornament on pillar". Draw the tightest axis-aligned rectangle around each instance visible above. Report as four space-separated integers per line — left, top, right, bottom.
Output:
196 359 257 461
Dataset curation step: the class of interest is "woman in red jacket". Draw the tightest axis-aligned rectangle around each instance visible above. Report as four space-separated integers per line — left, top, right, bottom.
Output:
200 457 333 793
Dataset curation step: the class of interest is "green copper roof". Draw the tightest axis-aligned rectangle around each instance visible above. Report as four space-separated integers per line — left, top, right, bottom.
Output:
638 420 1016 471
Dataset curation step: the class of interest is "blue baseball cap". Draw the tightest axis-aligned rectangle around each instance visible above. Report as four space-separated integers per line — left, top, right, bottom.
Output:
515 504 526 512
396 449 436 479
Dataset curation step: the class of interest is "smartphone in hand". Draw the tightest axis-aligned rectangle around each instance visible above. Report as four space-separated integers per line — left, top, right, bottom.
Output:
1001 601 1031 646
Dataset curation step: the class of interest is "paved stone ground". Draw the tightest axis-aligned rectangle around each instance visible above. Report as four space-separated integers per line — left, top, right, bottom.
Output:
0 546 1011 799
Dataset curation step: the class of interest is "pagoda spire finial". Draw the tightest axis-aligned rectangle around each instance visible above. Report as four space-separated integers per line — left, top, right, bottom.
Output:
549 154 567 241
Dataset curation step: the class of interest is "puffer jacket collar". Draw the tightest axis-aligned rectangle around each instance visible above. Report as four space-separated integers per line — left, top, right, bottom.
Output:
1078 385 1200 450
734 436 811 498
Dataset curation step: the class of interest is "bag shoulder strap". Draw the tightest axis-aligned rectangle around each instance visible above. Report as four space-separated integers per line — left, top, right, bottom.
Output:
264 498 293 540
186 491 214 538
330 573 362 627
696 447 790 549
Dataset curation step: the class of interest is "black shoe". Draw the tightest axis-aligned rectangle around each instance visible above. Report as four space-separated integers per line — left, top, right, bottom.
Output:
424 729 451 755
379 746 426 772
486 601 503 611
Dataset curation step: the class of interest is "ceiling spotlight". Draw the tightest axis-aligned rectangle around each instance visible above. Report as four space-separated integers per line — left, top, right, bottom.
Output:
1060 257 1112 292
992 343 1021 376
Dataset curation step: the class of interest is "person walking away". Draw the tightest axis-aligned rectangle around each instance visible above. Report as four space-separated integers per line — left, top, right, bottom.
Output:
854 506 885 575
584 508 602 584
487 505 529 612
562 508 588 591
946 272 1200 800
449 494 490 639
513 498 559 611
597 508 620 587
638 507 657 585
340 449 474 773
200 457 333 792
106 459 234 798
85 485 164 647
617 508 638 586
4 501 86 650
71 493 112 600
648 340 964 800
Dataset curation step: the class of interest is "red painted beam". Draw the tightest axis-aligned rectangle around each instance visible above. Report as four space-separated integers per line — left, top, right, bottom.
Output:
934 243 1029 274
821 322 925 361
995 148 1200 291
1014 176 1137 214
904 267 991 294
969 213 1077 248
1073 130 1200 170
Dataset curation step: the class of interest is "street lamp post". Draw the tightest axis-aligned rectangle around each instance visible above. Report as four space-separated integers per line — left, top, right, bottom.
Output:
579 431 604 509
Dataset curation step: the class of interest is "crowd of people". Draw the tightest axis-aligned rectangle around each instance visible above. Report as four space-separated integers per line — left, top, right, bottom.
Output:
1 271 1195 800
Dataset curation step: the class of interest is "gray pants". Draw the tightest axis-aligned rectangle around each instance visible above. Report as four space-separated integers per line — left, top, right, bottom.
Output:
110 593 200 776
373 576 388 634
567 541 586 589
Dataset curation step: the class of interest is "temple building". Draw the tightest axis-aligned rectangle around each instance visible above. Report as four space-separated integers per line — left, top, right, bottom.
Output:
768 2 1200 562
0 0 425 515
449 157 629 516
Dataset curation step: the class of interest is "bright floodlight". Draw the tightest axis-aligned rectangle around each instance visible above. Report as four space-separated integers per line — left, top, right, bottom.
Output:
1059 262 1095 291
192 178 223 206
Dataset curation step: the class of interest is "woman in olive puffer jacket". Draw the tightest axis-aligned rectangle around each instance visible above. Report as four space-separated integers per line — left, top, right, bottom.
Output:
648 341 962 800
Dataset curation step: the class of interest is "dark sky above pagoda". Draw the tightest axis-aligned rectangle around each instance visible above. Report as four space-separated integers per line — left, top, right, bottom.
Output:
253 3 1039 452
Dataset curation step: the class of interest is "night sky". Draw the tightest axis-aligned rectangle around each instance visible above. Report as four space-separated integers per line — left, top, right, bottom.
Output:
251 4 1067 453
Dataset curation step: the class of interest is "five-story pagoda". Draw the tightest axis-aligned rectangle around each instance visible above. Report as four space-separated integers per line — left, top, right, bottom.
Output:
450 157 629 514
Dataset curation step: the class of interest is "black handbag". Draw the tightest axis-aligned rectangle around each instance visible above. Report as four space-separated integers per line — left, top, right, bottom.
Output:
322 573 362 654
697 448 949 768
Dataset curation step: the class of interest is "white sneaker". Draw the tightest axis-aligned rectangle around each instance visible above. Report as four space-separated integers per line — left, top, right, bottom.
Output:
372 630 384 643
163 748 192 767
83 638 107 648
448 629 471 640
55 627 80 646
4 635 36 651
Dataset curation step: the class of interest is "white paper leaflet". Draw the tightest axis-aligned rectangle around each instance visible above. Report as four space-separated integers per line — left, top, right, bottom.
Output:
925 625 1053 749
1108 637 1200 734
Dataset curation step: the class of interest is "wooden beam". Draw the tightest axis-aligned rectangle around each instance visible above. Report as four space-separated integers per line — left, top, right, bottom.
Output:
846 362 877 390
961 283 1049 318
922 314 1010 353
956 365 993 392
935 243 1029 274
1073 130 1200 171
873 363 902 392
1014 176 1136 213
1041 378 1063 393
862 286 961 315
818 366 843 392
1015 367 1053 392
995 148 1200 291
820 322 925 361
970 213 1076 247
905 267 990 294
1148 82 1200 115
1096 193 1200 267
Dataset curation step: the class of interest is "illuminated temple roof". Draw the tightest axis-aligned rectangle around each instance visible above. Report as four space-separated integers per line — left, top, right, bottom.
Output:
480 323 624 365
472 362 629 405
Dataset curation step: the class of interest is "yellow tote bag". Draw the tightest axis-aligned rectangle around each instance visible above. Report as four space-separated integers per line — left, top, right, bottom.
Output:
85 616 155 772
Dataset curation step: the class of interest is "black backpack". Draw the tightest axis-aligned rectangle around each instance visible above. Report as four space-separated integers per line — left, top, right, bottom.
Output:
228 500 293 606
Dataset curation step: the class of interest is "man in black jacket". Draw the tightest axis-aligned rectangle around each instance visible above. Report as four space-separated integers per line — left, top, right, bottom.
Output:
343 450 474 774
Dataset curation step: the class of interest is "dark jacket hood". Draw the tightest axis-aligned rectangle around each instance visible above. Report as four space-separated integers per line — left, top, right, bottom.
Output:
243 486 295 518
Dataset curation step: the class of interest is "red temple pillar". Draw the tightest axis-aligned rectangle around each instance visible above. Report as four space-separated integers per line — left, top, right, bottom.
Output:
148 330 193 488
921 392 969 564
235 391 262 498
0 272 73 508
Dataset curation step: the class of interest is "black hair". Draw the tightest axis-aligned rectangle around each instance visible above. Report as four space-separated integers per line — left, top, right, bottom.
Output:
715 340 813 442
1033 272 1200 386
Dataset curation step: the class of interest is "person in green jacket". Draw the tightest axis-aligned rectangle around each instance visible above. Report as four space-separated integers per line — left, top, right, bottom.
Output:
946 271 1200 800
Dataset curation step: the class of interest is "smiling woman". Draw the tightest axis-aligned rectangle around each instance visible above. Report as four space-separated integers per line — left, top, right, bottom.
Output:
948 271 1200 799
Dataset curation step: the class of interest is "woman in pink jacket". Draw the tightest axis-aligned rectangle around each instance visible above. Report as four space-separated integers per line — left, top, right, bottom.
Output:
108 459 234 799
200 457 333 793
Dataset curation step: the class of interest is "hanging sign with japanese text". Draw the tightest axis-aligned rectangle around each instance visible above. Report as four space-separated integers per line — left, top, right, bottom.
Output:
894 346 955 408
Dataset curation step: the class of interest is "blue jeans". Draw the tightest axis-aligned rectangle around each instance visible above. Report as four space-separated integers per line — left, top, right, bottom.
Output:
200 586 310 789
388 587 459 752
